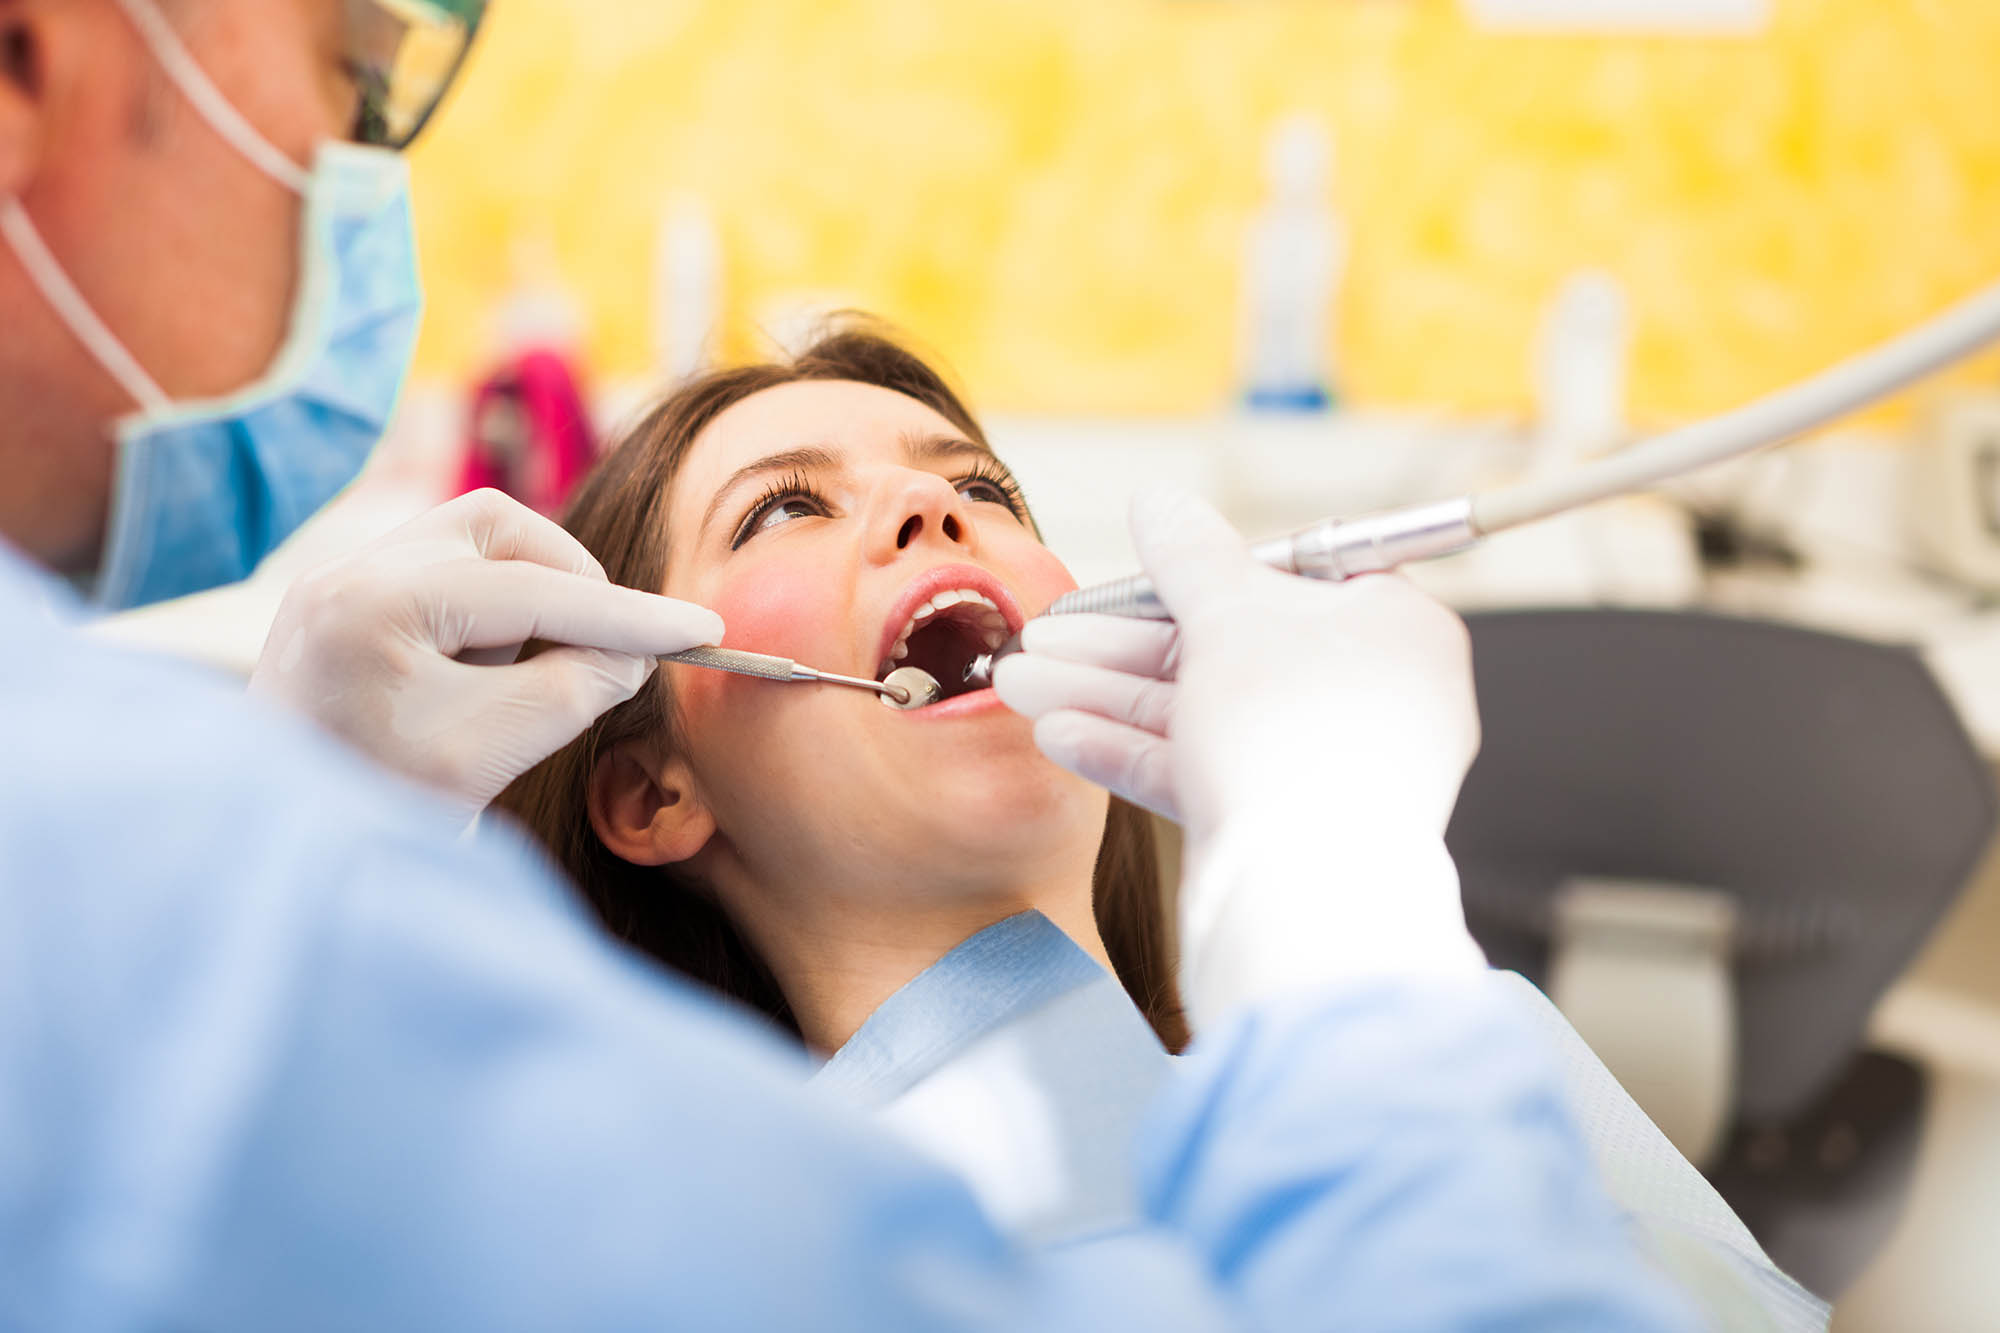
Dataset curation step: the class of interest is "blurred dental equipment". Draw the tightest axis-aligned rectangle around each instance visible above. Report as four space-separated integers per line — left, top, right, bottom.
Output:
966 277 2000 688
667 645 920 705
458 348 596 515
1911 393 2000 591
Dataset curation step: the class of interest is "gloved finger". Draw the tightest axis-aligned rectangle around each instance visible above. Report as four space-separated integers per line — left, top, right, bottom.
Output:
412 559 725 658
397 488 610 581
466 646 657 773
1031 710 1181 824
1020 614 1179 680
994 653 1175 738
1128 486 1261 624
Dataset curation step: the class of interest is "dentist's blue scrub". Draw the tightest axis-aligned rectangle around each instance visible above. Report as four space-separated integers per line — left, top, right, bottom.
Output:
0 541 1704 1332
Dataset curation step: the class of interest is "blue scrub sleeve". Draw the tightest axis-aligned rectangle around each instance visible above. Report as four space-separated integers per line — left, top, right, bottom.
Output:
0 572 1700 1332
1145 987 1708 1332
0 763 1225 1328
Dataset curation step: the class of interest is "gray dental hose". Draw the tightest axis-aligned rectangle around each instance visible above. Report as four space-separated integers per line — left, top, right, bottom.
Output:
961 274 2000 690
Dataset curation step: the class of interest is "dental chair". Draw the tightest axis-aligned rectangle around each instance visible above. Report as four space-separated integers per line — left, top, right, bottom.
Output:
1446 608 1997 1303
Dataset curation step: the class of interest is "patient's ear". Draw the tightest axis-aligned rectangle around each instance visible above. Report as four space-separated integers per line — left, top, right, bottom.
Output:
588 740 716 867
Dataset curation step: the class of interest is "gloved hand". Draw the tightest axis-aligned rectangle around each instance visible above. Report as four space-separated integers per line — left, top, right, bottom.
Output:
994 488 1487 1024
250 489 724 820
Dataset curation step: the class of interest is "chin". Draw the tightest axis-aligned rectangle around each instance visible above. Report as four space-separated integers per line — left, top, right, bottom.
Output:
903 744 1109 860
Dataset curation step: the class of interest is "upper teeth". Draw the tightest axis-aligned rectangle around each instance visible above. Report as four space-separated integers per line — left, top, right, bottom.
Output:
884 589 1009 668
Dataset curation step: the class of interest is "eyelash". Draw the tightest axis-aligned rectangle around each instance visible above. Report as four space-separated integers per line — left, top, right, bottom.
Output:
730 470 820 550
956 460 1030 518
730 463 1031 550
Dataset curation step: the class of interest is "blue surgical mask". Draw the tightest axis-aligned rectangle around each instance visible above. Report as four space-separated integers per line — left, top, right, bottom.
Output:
0 0 423 610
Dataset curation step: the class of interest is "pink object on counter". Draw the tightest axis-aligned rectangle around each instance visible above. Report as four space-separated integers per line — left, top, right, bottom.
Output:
457 346 597 515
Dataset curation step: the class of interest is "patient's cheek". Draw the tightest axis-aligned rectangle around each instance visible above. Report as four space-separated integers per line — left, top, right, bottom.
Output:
715 575 831 654
1015 544 1080 611
671 575 835 713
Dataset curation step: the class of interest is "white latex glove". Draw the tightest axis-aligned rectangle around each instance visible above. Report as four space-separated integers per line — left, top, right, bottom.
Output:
251 489 724 819
994 487 1487 1024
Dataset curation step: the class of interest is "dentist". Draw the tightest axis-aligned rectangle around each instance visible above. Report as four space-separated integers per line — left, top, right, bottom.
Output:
0 1 1702 1328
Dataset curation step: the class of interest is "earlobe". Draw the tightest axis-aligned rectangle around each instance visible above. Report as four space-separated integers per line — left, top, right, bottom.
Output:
588 741 717 868
0 15 42 199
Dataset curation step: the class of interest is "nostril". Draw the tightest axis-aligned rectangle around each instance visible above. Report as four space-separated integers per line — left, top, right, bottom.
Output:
896 516 922 549
942 514 962 542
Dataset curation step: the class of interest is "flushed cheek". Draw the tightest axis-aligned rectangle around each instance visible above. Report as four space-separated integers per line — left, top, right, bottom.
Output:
669 572 851 717
1008 543 1080 614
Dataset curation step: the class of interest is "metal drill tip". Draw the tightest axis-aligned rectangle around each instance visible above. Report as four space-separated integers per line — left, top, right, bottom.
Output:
961 631 1022 689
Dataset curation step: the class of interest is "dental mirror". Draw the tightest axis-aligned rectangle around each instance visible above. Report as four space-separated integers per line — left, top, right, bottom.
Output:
880 666 943 711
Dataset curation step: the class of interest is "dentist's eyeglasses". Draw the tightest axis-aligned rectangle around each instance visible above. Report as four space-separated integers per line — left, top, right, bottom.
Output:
344 0 489 150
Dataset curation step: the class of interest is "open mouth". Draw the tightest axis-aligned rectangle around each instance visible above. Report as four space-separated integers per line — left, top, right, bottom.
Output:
876 589 1012 707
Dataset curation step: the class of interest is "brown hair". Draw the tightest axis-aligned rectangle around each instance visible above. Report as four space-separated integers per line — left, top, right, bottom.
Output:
494 325 1189 1052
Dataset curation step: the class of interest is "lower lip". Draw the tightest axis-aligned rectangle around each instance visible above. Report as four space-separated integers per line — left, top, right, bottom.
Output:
898 687 1007 722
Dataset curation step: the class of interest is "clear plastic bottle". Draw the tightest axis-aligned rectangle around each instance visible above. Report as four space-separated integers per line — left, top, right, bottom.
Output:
1241 115 1345 412
1534 270 1630 471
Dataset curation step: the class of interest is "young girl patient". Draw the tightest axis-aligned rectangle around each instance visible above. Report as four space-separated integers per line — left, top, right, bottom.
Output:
500 326 1182 1241
498 324 1828 1327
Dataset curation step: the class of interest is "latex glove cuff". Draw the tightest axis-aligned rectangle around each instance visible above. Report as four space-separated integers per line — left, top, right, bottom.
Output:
1180 805 1488 1031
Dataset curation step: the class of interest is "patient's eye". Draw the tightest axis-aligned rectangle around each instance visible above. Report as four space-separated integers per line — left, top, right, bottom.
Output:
953 461 1029 521
752 496 821 532
733 471 831 549
958 478 1012 505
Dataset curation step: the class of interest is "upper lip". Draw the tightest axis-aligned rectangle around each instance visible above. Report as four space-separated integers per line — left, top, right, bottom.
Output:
874 564 1026 680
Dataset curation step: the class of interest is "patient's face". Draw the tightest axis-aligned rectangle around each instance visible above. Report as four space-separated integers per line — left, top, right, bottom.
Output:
659 379 1108 906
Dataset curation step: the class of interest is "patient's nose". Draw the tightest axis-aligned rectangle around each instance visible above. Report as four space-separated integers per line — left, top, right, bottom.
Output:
873 474 977 562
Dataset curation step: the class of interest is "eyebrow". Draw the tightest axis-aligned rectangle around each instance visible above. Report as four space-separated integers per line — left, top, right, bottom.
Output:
903 431 992 468
698 433 1006 543
701 446 844 540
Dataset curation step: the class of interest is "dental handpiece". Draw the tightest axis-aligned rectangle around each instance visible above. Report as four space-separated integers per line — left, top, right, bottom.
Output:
665 645 939 709
961 498 1480 687
963 269 2000 690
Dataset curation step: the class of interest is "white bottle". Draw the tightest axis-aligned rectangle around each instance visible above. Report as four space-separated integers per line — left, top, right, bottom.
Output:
654 194 720 382
1242 115 1344 411
1534 270 1630 470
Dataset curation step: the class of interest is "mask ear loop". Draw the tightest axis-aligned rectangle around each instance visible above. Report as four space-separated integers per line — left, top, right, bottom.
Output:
5 0 332 414
0 199 171 414
10 0 319 412
106 0 312 196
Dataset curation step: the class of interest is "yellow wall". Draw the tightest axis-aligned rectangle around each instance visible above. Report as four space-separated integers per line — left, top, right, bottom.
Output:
407 0 2000 423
